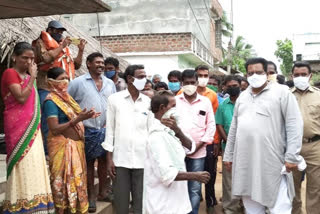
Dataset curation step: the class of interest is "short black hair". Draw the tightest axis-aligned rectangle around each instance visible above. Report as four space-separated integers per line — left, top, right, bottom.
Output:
87 52 104 63
168 70 182 82
240 77 249 84
154 82 169 90
123 64 144 83
195 65 209 72
285 80 294 88
292 61 312 74
47 67 65 79
245 57 268 73
209 75 221 85
150 90 174 114
181 69 198 82
13 42 33 56
224 75 241 85
277 74 286 85
104 57 119 68
145 79 154 88
267 61 278 73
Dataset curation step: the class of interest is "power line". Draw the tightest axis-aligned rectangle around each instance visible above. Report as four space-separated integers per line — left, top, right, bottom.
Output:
186 0 212 51
202 0 217 31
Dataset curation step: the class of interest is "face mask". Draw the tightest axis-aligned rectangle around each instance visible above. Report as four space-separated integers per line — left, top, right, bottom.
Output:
268 74 277 83
50 33 63 43
248 74 267 88
198 77 209 87
168 82 180 92
105 70 116 79
294 76 310 91
162 107 180 124
182 85 197 96
47 78 69 93
133 77 147 91
207 85 218 92
226 87 241 97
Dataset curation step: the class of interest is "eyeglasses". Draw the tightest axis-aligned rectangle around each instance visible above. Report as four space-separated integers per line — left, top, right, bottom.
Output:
247 71 265 76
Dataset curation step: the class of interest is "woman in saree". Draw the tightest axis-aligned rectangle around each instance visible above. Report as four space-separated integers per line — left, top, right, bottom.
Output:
43 67 100 214
1 42 55 213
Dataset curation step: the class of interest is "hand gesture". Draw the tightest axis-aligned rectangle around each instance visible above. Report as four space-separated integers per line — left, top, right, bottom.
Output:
213 143 220 158
107 159 116 180
78 39 87 51
78 108 96 121
93 112 101 118
224 161 232 171
62 36 72 48
195 171 210 184
161 116 180 133
28 61 38 78
285 162 298 172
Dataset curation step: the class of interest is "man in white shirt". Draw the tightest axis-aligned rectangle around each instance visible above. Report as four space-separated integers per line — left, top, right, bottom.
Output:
102 64 151 214
144 90 210 214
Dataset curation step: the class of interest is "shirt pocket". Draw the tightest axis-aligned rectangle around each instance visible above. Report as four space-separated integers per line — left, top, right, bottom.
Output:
256 105 270 117
195 112 207 128
307 103 320 119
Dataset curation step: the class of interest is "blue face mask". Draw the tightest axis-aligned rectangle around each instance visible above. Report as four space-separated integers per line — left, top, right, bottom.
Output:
105 70 116 79
168 82 180 92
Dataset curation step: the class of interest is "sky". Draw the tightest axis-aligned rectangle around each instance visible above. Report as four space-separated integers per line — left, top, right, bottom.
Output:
220 0 320 69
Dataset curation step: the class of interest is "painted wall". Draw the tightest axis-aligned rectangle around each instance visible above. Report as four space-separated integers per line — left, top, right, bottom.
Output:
293 33 320 61
64 0 212 51
119 54 197 82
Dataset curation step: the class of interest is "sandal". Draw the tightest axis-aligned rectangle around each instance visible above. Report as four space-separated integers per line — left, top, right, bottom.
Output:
88 200 97 213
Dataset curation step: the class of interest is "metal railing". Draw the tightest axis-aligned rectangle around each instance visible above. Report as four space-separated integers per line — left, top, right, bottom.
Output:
191 34 214 66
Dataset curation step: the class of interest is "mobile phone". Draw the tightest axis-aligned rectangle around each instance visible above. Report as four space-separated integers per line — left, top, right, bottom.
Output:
70 38 81 45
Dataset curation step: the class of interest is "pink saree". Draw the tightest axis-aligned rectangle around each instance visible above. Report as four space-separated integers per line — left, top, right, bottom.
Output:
3 75 41 177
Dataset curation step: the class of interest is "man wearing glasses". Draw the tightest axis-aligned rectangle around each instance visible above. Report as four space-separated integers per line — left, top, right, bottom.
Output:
223 57 305 214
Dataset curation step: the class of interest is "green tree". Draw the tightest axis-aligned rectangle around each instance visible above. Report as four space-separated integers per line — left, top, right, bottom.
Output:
274 39 293 76
221 36 256 73
221 11 233 38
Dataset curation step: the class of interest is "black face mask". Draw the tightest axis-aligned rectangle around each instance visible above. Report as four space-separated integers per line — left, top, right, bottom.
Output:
50 33 63 42
226 87 241 97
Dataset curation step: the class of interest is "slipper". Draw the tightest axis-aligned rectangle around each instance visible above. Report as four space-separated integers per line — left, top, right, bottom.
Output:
88 200 96 213
97 193 114 202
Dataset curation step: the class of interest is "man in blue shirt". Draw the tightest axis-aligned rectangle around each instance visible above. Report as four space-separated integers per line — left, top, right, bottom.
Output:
68 52 116 212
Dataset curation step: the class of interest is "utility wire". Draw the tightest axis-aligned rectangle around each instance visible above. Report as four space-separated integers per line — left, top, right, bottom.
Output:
202 0 217 31
186 0 212 53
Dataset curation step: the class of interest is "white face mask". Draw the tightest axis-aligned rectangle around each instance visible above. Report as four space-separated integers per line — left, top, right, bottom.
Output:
198 77 209 87
248 74 267 88
133 77 147 91
182 85 197 96
162 107 180 124
294 75 310 91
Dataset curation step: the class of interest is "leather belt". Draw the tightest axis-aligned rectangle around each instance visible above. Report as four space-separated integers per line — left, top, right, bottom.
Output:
304 135 320 143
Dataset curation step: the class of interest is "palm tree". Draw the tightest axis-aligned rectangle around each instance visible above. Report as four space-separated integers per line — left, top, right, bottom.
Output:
220 36 255 73
221 11 233 38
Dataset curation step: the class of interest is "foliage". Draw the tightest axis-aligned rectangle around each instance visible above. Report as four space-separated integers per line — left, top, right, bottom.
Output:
221 11 233 38
274 39 293 76
221 36 256 73
219 12 255 73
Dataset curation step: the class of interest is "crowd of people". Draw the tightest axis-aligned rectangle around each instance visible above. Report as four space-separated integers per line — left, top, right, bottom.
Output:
1 20 320 214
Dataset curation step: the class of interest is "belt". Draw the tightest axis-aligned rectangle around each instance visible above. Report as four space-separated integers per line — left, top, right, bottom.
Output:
304 135 320 143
